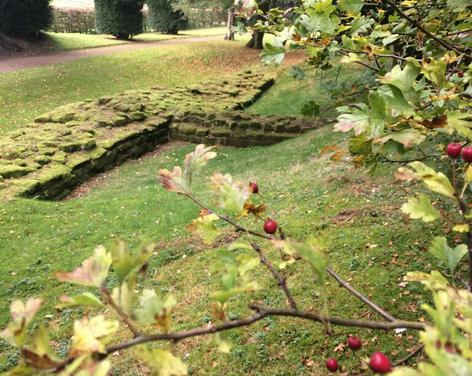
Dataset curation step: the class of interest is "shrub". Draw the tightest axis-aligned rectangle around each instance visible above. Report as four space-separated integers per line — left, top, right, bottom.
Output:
147 0 188 34
0 0 53 38
94 0 144 39
50 8 96 34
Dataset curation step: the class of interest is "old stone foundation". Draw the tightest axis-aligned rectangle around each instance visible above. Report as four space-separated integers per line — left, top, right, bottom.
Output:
0 70 323 200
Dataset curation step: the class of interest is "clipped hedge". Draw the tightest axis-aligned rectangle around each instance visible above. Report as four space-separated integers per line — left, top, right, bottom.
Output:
94 0 144 39
147 0 188 34
50 8 95 33
0 0 53 38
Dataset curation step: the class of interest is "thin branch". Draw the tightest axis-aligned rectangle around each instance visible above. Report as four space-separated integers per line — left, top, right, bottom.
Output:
100 286 141 338
250 242 298 310
102 305 424 356
393 344 425 366
383 0 471 58
327 267 397 322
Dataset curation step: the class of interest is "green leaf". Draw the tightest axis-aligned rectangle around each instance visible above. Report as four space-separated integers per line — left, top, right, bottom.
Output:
55 246 112 287
401 194 440 222
137 348 187 376
428 237 468 274
210 173 251 215
71 315 119 355
111 283 133 316
338 0 364 13
377 129 425 148
214 333 232 354
380 63 420 102
134 289 176 332
75 360 111 376
289 65 306 80
447 0 470 12
301 101 321 117
446 111 472 141
0 298 42 347
405 270 449 291
188 213 221 244
261 43 286 65
110 240 153 283
56 292 103 310
408 162 455 198
277 239 327 282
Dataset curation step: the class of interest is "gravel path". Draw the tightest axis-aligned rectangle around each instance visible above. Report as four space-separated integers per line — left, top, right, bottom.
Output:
0 35 224 74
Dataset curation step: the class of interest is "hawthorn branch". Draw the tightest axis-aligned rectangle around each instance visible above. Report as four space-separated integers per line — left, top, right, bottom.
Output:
383 0 471 58
393 344 425 366
102 305 424 356
100 286 141 338
250 242 298 310
326 268 397 322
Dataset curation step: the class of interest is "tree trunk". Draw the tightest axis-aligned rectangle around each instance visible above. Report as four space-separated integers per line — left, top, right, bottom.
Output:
246 30 265 49
245 0 273 49
225 8 235 41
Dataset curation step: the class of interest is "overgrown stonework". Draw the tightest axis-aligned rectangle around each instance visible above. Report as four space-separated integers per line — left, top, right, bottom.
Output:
0 70 322 200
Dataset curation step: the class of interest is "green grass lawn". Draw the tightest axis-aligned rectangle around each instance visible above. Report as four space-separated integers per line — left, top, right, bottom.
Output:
0 39 262 134
0 43 439 374
42 27 228 52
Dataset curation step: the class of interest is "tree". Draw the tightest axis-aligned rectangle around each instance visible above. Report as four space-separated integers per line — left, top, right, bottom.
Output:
0 0 52 39
94 0 144 40
147 0 188 34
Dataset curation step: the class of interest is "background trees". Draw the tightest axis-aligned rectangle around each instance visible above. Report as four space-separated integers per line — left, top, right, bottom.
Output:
147 0 188 34
0 0 53 38
94 0 144 39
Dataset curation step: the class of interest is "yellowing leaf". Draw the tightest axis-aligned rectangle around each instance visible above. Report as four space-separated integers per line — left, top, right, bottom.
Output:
71 316 119 356
136 348 188 376
110 240 153 283
210 173 251 215
453 224 469 233
159 166 189 193
56 246 112 287
0 298 42 347
22 327 61 370
408 162 455 198
183 144 217 172
134 289 176 332
401 194 440 222
187 213 221 244
56 292 103 310
111 283 133 316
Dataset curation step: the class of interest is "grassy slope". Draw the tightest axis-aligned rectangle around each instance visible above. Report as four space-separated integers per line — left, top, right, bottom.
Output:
0 39 257 134
43 27 228 53
0 45 436 374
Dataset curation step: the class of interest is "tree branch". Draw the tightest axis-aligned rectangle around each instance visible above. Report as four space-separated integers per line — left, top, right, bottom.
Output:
383 0 471 58
393 344 425 366
327 267 397 322
100 286 141 338
250 242 298 310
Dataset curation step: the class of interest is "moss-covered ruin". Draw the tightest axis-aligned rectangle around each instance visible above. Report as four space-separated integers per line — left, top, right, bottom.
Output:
0 70 322 199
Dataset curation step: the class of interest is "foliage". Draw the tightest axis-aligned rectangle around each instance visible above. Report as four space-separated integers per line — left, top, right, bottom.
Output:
2 143 471 375
50 8 95 34
0 0 53 38
175 0 230 28
147 0 188 34
94 0 144 39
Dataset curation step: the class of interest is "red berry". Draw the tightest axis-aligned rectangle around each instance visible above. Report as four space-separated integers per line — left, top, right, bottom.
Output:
263 219 278 234
249 182 259 194
347 336 362 351
326 358 339 372
446 143 462 159
458 70 464 78
462 146 472 163
369 352 392 374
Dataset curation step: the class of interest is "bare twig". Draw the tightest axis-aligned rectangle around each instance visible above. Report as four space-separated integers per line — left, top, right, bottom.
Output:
250 242 298 310
100 286 141 338
393 344 425 366
327 268 397 322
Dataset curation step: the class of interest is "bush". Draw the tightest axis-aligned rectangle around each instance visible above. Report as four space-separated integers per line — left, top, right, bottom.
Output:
94 0 144 39
147 0 188 34
0 0 53 38
50 8 96 34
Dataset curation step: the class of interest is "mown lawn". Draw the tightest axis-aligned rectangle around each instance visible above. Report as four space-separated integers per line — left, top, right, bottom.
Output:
43 27 228 52
0 43 439 374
